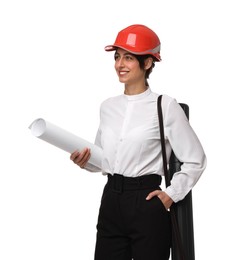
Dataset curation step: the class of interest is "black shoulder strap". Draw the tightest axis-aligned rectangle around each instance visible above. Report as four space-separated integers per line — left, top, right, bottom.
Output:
157 95 186 260
157 95 170 187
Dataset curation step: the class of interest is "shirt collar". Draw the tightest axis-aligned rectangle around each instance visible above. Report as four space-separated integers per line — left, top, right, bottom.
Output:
124 87 152 101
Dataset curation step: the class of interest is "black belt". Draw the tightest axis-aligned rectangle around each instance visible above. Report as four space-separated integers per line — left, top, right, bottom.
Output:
107 174 162 193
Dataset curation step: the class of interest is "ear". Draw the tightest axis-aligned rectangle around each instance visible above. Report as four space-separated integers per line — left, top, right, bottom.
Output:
144 57 154 70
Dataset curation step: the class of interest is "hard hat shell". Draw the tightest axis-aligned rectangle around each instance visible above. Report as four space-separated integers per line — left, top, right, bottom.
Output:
105 24 161 61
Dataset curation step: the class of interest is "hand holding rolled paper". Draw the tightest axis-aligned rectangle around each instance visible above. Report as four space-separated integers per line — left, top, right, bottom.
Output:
70 148 91 169
29 118 103 169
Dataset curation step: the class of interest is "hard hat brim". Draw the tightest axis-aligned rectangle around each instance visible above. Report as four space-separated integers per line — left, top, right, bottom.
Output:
104 45 117 52
104 44 161 62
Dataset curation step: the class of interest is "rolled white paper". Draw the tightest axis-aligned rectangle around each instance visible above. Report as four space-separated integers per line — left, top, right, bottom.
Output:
29 118 103 169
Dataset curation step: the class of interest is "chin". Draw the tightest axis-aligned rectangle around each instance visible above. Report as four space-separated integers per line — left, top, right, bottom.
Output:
118 78 126 83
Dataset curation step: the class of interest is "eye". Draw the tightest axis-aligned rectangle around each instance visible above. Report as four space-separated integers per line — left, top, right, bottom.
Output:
114 53 120 61
125 55 133 61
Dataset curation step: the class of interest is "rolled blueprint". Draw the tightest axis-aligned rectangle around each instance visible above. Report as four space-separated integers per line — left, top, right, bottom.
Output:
29 118 103 169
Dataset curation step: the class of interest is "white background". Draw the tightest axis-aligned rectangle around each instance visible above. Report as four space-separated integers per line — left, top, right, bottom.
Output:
1 0 240 259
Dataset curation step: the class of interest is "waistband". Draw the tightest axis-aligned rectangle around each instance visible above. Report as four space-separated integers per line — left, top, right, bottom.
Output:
107 174 162 193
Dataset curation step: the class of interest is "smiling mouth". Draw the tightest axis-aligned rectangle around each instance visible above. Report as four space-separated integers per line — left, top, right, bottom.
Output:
119 71 129 76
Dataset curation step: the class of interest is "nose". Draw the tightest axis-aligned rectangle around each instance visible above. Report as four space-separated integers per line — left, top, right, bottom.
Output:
116 57 124 68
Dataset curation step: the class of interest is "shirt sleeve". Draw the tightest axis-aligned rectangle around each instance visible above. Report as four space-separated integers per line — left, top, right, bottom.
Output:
163 98 207 202
83 128 102 172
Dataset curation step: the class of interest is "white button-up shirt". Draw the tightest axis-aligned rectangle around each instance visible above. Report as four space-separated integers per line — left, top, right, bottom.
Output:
87 88 206 202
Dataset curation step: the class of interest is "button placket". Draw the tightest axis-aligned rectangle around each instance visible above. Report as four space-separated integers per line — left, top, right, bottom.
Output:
114 101 133 171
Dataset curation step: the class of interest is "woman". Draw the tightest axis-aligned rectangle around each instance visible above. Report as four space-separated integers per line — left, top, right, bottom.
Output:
70 24 207 260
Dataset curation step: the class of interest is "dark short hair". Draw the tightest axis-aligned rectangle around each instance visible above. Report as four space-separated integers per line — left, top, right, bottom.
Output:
134 54 155 86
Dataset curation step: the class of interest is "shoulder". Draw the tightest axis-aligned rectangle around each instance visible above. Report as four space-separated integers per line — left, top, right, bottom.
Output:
100 94 124 110
101 94 122 105
135 89 180 115
159 93 175 103
155 93 186 122
154 92 177 109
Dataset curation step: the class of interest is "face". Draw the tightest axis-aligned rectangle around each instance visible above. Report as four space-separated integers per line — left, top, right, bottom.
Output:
114 48 146 87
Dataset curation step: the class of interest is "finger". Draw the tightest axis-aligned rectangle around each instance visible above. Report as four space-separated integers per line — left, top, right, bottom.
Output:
146 190 162 200
80 150 91 168
70 150 80 161
73 149 87 164
73 148 90 167
78 148 91 168
71 148 88 163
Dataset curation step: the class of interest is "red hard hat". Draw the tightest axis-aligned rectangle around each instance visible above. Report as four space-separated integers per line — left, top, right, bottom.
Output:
105 24 161 61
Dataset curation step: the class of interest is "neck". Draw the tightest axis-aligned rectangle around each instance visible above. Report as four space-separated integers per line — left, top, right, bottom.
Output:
124 85 148 95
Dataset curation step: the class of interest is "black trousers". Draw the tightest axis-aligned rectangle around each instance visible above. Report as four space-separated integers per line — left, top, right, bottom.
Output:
94 174 171 260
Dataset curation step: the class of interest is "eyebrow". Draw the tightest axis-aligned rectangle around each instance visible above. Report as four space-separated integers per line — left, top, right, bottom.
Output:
115 51 135 57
